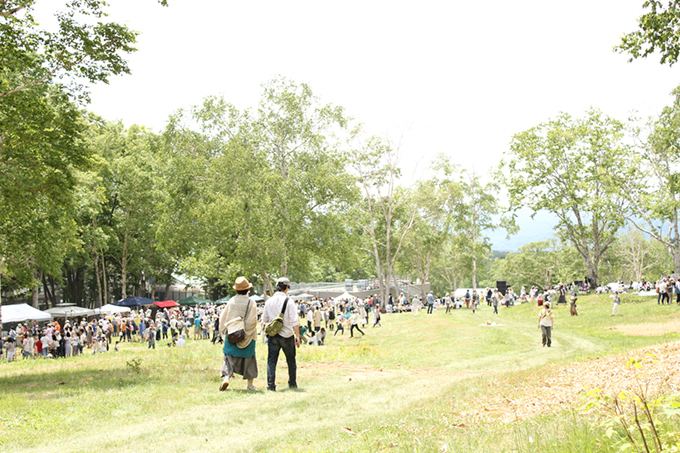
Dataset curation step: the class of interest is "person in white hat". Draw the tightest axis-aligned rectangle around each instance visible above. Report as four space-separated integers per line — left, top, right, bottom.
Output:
261 277 300 391
218 276 259 391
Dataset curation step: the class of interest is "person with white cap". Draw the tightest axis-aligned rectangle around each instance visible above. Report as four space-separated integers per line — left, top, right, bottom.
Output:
538 302 554 347
261 277 300 391
218 276 259 391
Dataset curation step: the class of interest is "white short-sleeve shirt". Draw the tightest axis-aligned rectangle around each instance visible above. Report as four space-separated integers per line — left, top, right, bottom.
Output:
262 292 300 338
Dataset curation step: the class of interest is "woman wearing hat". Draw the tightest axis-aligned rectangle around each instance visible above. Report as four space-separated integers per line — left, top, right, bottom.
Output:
218 276 258 391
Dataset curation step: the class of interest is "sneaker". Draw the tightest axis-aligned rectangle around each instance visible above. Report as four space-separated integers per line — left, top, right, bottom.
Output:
219 378 229 391
267 387 276 392
247 384 257 391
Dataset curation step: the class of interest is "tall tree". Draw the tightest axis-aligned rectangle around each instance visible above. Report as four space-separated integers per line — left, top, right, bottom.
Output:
0 0 165 321
253 78 356 282
158 81 358 295
617 0 680 66
617 85 680 272
504 109 628 288
457 170 502 291
352 136 418 307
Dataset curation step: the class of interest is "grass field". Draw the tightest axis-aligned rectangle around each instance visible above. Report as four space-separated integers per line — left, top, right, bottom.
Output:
2 293 680 452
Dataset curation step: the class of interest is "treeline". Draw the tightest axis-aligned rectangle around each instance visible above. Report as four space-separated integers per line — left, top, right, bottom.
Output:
2 69 505 307
3 1 680 312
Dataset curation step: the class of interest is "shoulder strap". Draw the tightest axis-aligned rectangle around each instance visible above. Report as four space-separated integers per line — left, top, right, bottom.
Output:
280 297 289 315
244 299 251 319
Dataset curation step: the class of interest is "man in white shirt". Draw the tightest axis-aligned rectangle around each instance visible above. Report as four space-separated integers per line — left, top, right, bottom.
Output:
261 277 300 391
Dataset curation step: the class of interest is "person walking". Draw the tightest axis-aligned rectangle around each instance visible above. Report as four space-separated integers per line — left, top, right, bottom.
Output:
412 296 421 317
334 317 345 336
444 293 452 314
6 337 15 362
569 292 579 316
492 290 500 315
147 325 156 349
373 306 381 327
472 290 479 314
557 283 567 305
261 277 300 392
328 307 335 331
612 291 621 316
313 307 322 335
219 276 259 391
427 291 435 314
538 302 554 347
349 309 365 337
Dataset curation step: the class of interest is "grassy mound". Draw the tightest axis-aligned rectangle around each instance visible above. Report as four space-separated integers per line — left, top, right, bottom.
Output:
1 293 679 452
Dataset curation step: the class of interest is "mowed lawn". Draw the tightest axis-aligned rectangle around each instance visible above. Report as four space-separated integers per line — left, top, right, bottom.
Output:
1 293 679 453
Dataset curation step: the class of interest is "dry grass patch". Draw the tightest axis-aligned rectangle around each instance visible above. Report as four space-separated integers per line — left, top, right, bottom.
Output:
459 340 680 424
609 319 680 336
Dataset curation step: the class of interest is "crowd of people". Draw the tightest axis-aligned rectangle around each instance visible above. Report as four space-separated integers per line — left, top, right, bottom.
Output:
2 274 675 372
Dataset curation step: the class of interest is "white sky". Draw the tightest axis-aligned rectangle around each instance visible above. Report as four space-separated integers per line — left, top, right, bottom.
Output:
81 0 679 177
39 1 680 248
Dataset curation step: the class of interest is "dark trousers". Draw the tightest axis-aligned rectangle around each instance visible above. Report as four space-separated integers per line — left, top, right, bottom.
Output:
350 324 364 337
427 304 433 314
267 334 297 390
334 325 344 336
541 325 552 347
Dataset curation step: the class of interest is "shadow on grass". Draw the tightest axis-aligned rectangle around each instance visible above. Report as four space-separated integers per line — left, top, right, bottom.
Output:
0 364 165 397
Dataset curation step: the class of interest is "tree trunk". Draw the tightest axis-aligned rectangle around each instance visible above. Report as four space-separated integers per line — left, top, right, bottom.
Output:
101 253 109 305
164 280 172 301
121 266 127 300
472 257 478 291
31 269 41 308
672 240 680 276
281 248 288 278
0 257 4 326
262 270 273 297
94 253 102 308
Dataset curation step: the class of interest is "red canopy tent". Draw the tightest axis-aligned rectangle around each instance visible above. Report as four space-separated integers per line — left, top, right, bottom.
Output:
154 300 179 308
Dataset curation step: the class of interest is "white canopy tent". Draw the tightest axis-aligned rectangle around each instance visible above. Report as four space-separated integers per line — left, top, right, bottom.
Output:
94 304 131 315
606 282 621 292
46 305 95 318
292 293 314 301
334 291 355 302
1 303 52 324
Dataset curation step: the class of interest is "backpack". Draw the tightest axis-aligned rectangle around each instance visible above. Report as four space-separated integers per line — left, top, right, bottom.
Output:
265 297 289 337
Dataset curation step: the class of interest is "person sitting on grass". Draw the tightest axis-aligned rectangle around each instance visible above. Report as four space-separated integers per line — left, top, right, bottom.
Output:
318 327 326 345
299 325 310 344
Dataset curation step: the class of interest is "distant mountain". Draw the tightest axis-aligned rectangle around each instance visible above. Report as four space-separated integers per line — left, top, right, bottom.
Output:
486 209 558 252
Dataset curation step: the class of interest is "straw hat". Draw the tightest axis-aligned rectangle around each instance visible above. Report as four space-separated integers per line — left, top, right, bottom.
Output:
233 276 253 291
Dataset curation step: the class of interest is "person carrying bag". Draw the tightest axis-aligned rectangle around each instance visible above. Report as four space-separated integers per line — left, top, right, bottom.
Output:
218 276 259 391
265 297 289 337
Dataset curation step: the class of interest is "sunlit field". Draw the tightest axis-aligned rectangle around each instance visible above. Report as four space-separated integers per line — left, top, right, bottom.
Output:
2 293 679 453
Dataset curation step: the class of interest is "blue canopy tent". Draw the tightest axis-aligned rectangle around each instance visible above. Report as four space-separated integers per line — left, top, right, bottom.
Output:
113 297 156 307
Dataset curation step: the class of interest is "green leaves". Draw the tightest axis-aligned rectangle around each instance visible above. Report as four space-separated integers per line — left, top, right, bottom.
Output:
504 110 629 287
616 0 680 66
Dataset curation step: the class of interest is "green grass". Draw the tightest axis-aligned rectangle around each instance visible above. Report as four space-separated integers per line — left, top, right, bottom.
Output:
1 294 679 452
